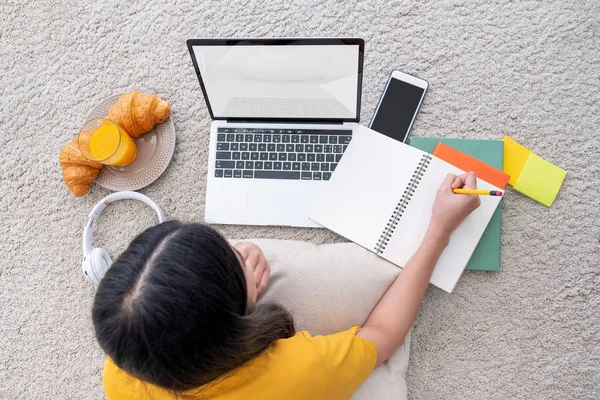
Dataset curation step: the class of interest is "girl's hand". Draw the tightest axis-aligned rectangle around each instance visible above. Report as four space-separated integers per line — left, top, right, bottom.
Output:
233 241 271 295
429 172 481 239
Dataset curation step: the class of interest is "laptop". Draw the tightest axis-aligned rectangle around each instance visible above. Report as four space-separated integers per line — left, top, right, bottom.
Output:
187 38 365 227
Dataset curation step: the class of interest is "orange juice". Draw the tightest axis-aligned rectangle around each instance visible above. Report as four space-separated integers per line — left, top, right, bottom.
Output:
89 124 137 166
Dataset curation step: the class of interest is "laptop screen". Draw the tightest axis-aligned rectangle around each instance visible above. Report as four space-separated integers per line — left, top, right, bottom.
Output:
188 39 363 121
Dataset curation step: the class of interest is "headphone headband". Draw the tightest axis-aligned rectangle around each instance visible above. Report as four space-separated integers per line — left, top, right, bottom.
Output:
82 191 166 257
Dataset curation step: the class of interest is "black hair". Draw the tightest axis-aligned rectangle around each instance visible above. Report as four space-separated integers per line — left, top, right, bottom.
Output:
92 221 295 392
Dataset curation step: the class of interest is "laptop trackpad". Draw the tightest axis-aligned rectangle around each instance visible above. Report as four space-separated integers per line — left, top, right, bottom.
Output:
246 180 316 226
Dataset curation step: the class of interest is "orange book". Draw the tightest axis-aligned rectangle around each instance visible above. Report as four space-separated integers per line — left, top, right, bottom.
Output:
433 142 510 188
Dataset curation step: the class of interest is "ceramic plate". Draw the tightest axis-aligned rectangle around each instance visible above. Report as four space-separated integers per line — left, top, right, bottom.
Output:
86 94 176 191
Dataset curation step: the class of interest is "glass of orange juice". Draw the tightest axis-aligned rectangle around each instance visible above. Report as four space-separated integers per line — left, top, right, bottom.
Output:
78 118 137 166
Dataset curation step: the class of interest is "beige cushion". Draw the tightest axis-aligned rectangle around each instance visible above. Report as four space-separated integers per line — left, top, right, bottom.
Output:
241 239 410 400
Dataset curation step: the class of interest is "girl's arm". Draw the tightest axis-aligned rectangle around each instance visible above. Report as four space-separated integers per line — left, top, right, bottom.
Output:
357 172 481 366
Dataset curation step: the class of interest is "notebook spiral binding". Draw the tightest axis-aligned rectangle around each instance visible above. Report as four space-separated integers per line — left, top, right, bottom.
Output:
374 153 432 254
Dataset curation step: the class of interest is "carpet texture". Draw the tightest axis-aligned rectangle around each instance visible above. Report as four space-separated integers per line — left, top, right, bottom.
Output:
1 0 599 399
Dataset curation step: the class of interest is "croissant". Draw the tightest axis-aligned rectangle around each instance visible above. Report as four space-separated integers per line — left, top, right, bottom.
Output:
108 92 170 138
59 135 103 197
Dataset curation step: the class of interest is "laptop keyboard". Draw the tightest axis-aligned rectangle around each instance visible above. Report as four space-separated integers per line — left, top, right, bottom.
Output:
214 128 352 181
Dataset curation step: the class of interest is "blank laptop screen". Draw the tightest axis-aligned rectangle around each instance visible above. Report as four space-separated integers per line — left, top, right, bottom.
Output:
191 44 360 120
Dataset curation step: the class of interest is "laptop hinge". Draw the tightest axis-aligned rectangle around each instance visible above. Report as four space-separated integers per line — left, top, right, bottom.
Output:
225 119 345 125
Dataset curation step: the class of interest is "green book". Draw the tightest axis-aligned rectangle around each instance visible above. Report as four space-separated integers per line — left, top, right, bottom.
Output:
409 137 504 271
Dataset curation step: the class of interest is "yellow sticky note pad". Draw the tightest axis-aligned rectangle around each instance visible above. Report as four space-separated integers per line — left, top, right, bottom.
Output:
503 136 533 186
513 154 567 207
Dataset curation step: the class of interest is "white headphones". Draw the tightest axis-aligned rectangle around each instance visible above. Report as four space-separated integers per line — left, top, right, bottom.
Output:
82 191 166 284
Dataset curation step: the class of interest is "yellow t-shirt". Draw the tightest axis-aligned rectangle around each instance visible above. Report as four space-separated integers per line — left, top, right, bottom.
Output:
103 326 376 400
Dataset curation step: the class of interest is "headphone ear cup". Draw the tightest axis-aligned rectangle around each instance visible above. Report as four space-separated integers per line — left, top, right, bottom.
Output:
83 248 112 285
82 254 93 284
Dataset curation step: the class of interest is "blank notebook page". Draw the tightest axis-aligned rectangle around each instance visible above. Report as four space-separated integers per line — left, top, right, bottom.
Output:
382 157 502 292
310 126 425 250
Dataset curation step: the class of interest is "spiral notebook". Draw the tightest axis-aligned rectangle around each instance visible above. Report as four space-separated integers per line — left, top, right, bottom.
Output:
310 126 503 293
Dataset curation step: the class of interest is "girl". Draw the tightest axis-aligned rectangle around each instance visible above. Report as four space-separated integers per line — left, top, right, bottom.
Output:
93 172 480 399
